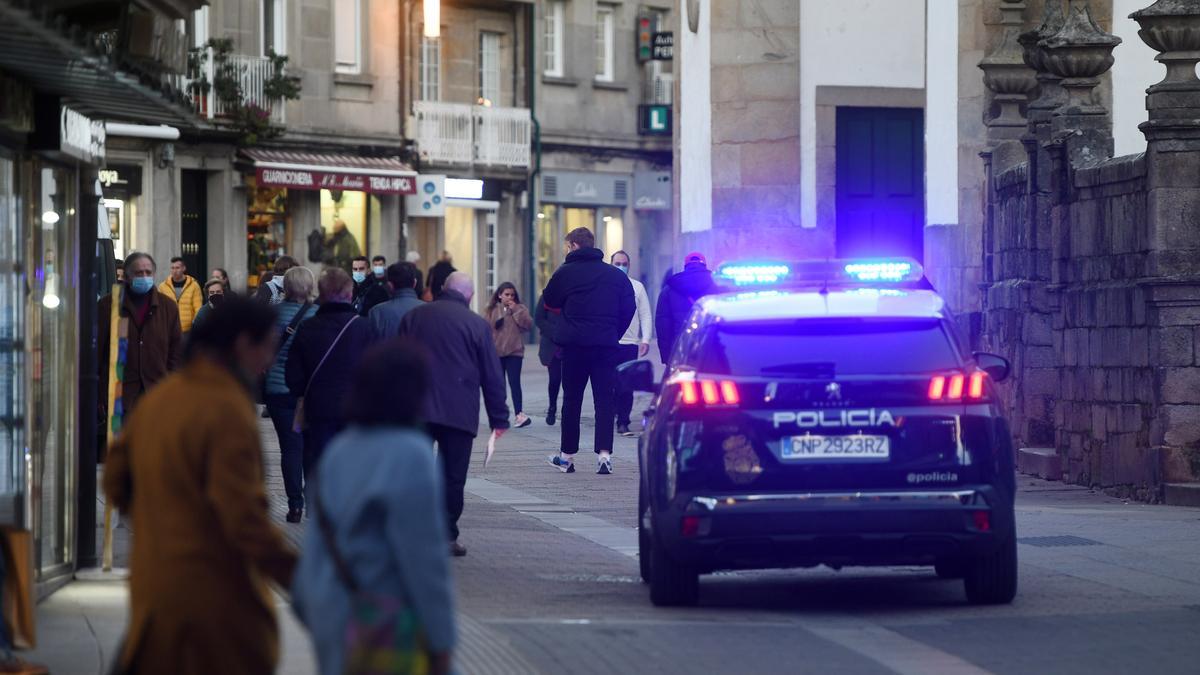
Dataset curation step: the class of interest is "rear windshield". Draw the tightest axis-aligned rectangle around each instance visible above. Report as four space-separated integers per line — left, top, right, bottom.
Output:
698 319 960 377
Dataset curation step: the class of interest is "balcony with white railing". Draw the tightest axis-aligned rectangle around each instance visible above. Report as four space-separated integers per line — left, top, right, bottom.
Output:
413 101 531 169
184 49 286 124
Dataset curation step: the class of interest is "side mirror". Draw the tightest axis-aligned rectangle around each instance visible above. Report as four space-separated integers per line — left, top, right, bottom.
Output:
617 359 656 393
973 352 1010 382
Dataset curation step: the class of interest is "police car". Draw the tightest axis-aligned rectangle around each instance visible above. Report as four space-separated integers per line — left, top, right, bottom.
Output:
619 259 1018 607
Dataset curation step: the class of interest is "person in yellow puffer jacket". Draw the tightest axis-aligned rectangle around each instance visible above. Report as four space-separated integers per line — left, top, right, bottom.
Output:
158 256 205 333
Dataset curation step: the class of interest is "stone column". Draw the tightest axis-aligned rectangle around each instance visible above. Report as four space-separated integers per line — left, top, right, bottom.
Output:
1040 0 1121 166
980 0 1037 145
1020 0 1068 144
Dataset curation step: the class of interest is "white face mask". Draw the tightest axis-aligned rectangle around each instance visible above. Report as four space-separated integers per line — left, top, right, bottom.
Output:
615 264 630 275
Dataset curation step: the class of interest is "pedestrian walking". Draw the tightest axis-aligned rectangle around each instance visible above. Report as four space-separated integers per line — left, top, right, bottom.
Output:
286 268 374 480
210 267 233 294
103 296 298 675
426 251 456 300
655 252 719 364
611 250 654 437
351 255 390 317
98 252 182 423
265 267 318 523
190 278 226 333
293 342 456 675
542 228 636 475
534 292 563 425
254 255 298 305
0 552 45 673
371 255 388 280
158 256 204 334
398 272 509 556
485 282 533 428
369 261 424 340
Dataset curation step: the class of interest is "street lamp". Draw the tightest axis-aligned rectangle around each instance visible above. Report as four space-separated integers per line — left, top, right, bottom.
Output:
424 0 440 38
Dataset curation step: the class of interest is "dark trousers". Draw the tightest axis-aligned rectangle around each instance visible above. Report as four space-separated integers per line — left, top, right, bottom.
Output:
265 394 305 511
560 346 620 456
428 423 475 541
302 420 341 489
547 353 563 412
615 343 640 427
500 355 525 414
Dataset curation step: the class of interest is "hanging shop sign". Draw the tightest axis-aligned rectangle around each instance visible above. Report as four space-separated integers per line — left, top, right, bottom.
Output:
652 32 674 60
255 167 417 195
59 107 107 163
405 174 447 217
98 165 144 199
541 171 630 207
633 171 671 210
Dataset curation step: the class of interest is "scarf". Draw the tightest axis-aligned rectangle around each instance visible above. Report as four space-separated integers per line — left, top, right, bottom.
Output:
106 284 130 440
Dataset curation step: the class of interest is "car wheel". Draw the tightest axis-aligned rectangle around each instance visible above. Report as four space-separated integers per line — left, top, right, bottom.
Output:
638 487 651 584
934 557 965 579
648 537 700 607
963 530 1018 605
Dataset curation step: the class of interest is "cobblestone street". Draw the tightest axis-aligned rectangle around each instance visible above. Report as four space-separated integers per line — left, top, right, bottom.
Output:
25 358 1200 674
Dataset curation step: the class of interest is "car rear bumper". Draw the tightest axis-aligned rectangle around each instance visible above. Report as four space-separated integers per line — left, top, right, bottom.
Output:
655 486 1013 572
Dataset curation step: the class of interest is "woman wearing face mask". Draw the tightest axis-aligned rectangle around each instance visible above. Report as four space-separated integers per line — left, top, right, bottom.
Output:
191 278 226 333
485 282 533 428
104 296 297 675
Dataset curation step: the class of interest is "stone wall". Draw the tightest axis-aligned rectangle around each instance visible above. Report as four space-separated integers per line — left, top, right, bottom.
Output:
979 0 1200 500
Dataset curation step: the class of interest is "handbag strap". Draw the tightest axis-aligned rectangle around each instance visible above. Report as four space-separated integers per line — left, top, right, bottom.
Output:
303 315 358 399
311 484 361 594
273 301 312 359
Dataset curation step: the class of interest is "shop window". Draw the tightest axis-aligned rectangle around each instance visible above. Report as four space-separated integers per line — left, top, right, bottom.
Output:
247 179 289 287
28 162 77 577
0 155 24 525
319 189 368 270
602 210 623 257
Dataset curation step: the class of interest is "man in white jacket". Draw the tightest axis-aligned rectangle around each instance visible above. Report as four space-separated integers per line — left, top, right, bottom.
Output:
611 250 653 436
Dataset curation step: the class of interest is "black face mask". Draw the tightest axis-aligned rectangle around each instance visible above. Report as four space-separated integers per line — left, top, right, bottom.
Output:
209 293 224 306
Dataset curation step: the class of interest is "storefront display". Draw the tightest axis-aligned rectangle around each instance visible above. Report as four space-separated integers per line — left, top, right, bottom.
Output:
98 164 143 260
319 189 368 269
246 178 288 287
0 153 25 528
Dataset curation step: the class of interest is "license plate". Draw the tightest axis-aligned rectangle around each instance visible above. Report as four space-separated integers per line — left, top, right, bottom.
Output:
784 434 890 461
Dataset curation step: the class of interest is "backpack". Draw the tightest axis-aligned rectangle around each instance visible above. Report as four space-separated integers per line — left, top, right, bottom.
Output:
307 228 327 263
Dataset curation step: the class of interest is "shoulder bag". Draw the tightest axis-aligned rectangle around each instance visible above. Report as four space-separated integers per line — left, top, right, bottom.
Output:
293 315 358 433
260 301 312 403
312 484 429 674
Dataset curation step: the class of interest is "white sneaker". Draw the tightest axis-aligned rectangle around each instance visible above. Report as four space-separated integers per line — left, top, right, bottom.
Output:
597 455 613 475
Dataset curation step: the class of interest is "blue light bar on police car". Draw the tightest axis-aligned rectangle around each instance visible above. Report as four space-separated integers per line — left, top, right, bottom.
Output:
717 263 791 285
842 260 920 283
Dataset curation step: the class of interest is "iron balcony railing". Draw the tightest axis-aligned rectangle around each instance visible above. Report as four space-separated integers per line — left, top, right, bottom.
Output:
182 49 285 124
413 101 532 169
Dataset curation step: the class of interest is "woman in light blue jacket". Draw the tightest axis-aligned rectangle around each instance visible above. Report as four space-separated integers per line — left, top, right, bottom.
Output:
292 341 456 675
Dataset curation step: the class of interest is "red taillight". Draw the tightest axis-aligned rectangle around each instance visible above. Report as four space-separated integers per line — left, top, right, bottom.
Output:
681 515 701 537
929 372 987 401
676 377 741 407
680 381 699 405
972 510 991 532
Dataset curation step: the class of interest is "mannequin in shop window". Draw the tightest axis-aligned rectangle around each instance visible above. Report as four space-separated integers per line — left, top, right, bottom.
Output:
323 218 362 272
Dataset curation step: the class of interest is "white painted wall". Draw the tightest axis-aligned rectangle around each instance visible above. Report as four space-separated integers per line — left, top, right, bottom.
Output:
679 0 711 233
926 1 959 226
799 0 927 229
1111 0 1161 157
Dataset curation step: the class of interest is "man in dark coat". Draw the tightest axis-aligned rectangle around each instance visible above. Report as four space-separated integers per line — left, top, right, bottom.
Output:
98 251 182 422
398 271 509 556
542 228 636 476
350 256 390 317
425 251 456 300
323 218 363 272
655 252 719 364
286 267 374 478
368 262 425 340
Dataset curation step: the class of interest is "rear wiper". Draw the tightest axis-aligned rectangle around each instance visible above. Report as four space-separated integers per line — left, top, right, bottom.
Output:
760 362 836 378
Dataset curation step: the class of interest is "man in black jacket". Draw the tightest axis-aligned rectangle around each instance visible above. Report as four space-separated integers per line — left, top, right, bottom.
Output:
351 256 390 316
286 267 374 480
655 252 719 364
398 271 509 556
542 227 636 475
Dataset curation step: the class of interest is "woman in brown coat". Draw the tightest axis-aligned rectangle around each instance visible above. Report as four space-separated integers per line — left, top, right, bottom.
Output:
104 297 298 675
485 282 533 428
